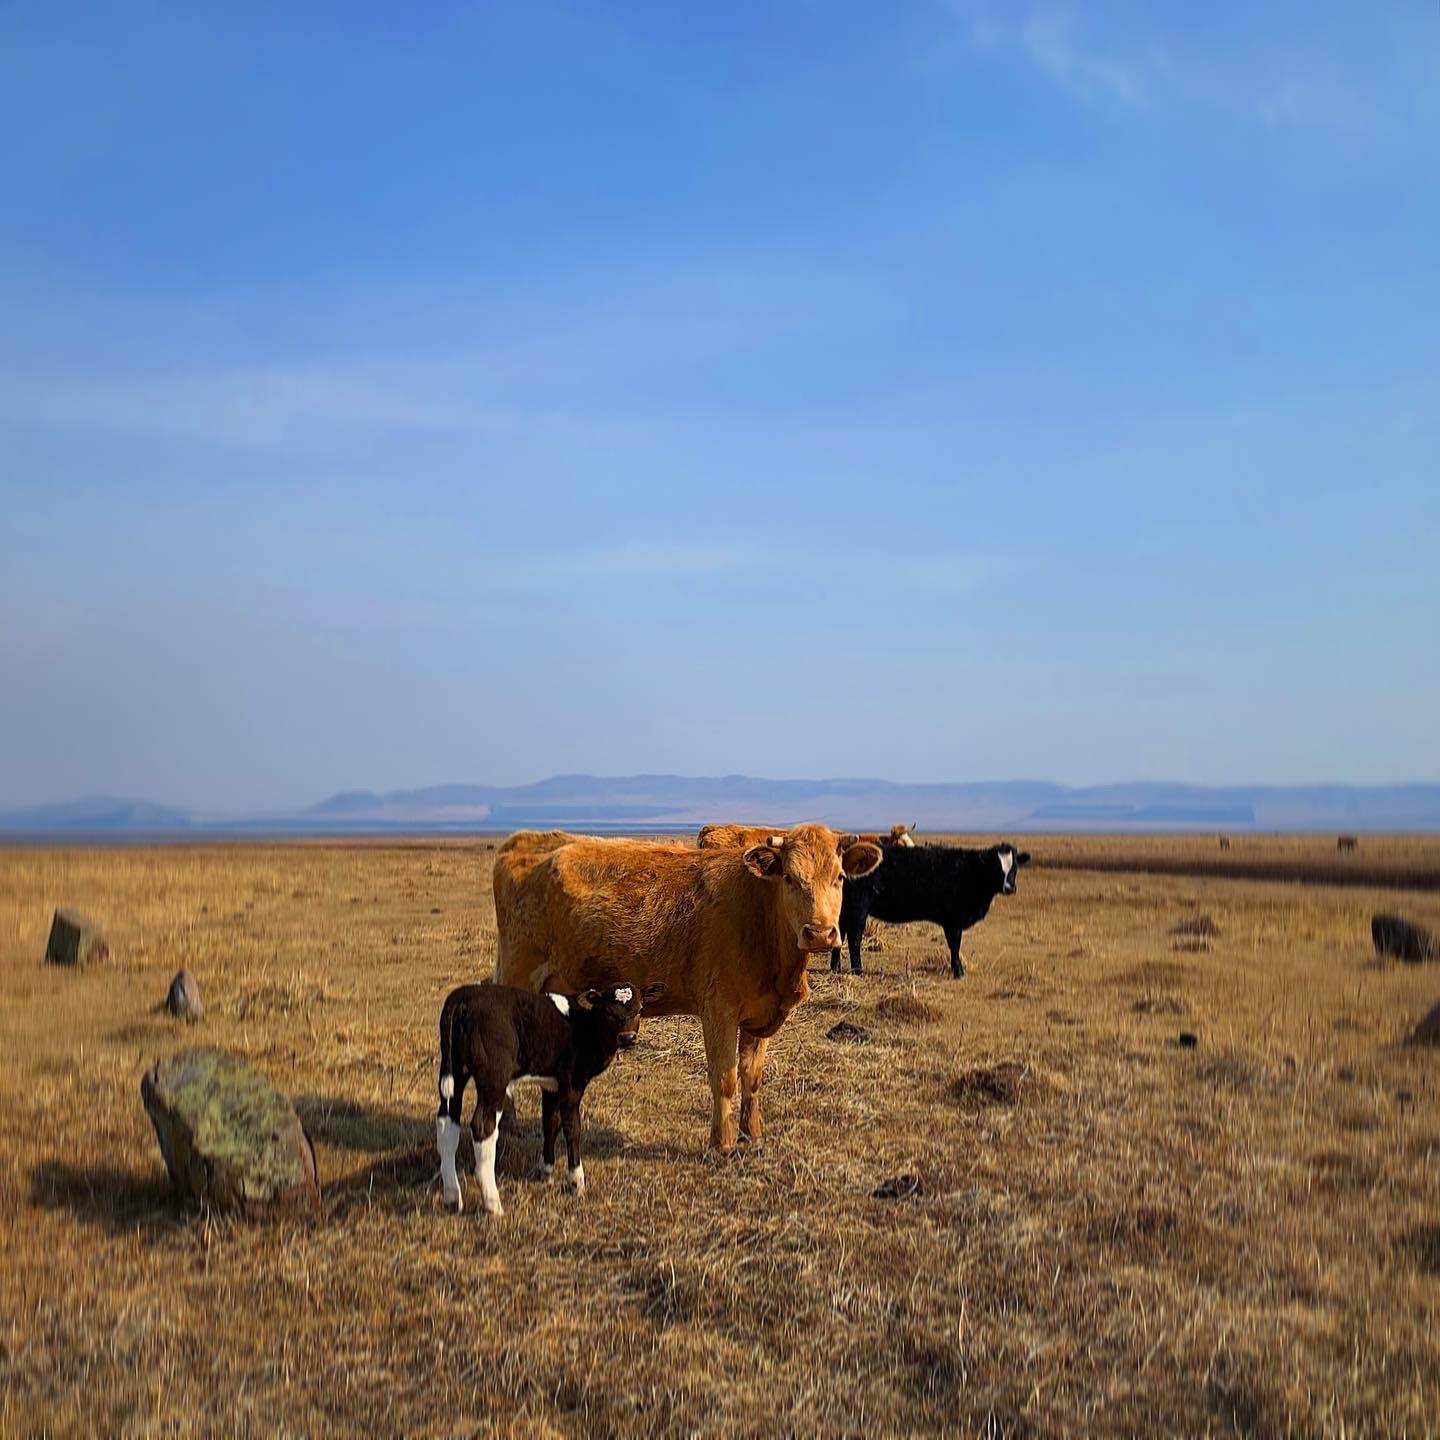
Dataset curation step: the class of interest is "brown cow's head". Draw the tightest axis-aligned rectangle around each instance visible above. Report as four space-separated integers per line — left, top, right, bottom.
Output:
742 823 883 952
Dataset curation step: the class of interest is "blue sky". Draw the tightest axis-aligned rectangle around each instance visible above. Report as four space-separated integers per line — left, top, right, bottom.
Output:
2 1 1437 811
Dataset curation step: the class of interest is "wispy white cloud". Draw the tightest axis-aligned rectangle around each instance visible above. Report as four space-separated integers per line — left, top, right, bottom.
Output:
960 4 1392 140
0 361 514 446
1256 75 1380 138
481 542 1009 594
967 6 1158 108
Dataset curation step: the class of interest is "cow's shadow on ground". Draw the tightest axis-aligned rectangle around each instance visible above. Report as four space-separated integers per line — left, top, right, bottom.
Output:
295 1094 431 1153
305 1093 688 1218
32 1100 690 1231
29 1160 186 1237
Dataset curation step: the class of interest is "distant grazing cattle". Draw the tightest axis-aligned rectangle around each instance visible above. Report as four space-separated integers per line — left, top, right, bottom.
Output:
834 842 1031 977
696 821 917 850
494 824 883 1150
1337 835 1359 853
696 822 784 851
1218 835 1231 850
435 980 654 1215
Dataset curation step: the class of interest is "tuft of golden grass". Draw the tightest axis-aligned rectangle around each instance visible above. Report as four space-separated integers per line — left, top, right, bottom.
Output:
1 836 1438 1437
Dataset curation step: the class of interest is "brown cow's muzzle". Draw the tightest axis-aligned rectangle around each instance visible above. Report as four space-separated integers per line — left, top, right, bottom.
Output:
799 924 840 952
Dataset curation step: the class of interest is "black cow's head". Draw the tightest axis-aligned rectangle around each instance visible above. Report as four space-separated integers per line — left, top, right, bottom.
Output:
575 981 664 1051
995 843 1032 896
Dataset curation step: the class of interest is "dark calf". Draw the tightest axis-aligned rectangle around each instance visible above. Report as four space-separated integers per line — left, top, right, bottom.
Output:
832 843 1031 978
435 980 659 1215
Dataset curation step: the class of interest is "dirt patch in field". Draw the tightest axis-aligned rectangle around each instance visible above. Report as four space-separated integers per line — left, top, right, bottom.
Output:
1171 914 1221 939
1197 1051 1274 1092
1087 1202 1203 1255
873 994 942 1026
947 1061 1051 1110
1396 1224 1440 1277
1114 961 1193 990
1133 994 1190 1016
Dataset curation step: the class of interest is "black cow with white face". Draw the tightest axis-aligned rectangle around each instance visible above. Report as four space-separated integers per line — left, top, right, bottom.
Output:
832 842 1032 978
436 980 659 1216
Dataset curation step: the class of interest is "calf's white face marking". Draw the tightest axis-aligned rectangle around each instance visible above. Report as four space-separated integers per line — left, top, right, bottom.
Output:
548 993 571 1016
615 986 633 1005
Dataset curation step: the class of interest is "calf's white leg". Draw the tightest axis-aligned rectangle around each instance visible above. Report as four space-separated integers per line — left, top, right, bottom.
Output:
474 1108 503 1216
436 1115 464 1213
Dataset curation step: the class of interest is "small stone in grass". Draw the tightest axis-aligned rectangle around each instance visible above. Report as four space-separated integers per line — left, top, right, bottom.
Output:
45 909 108 967
1177 1031 1199 1049
165 968 205 1023
826 1020 870 1044
872 1174 924 1200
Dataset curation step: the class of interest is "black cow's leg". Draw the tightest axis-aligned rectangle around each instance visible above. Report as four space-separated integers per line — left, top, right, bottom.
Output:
849 911 866 974
946 926 965 978
561 1096 585 1193
536 1089 560 1181
830 945 841 973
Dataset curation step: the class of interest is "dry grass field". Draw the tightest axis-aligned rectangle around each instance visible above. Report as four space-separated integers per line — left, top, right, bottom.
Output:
2 835 1438 1438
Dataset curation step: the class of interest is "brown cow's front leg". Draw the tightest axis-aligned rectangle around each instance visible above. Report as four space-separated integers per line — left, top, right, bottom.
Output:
738 1030 769 1143
701 1006 740 1152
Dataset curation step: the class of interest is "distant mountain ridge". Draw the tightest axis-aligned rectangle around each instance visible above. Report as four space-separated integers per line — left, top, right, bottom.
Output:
4 777 1440 835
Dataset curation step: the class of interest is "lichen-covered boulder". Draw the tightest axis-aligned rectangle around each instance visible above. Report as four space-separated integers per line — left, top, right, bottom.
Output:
45 909 108 967
165 968 205 1023
140 1048 320 1215
1373 914 1438 964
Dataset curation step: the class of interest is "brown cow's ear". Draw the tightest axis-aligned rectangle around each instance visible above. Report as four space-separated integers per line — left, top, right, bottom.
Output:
840 840 883 879
742 844 783 879
641 982 665 1007
575 989 601 1010
836 833 860 851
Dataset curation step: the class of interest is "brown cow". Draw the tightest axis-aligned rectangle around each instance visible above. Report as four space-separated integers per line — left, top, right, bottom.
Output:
494 823 884 1151
1337 835 1359 853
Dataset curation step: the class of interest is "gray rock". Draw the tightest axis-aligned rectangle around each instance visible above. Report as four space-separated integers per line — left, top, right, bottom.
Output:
165 969 205 1023
140 1047 320 1215
1411 1002 1440 1047
1373 914 1438 964
44 909 108 967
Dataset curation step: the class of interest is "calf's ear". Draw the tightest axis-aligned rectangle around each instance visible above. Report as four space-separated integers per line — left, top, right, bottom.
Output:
575 989 602 1010
840 840 884 879
742 843 784 879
